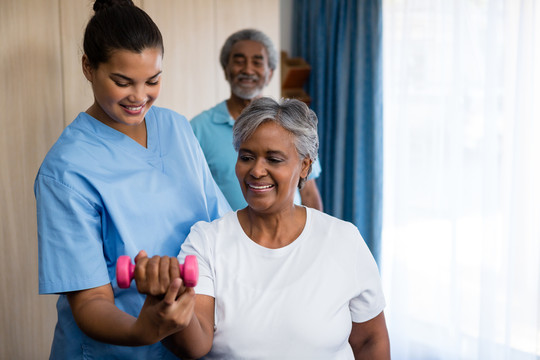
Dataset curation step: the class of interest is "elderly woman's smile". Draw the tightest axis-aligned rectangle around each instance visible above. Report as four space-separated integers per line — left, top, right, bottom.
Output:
247 183 274 191
235 121 310 213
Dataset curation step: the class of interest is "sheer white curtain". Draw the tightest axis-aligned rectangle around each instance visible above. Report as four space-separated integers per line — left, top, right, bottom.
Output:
382 0 540 359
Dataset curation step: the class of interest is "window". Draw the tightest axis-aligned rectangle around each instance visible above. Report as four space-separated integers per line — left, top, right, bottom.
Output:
382 1 540 358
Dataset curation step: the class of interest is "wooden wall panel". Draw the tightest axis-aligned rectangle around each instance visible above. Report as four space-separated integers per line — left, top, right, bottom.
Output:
143 0 280 119
143 0 219 119
0 0 64 358
59 0 94 126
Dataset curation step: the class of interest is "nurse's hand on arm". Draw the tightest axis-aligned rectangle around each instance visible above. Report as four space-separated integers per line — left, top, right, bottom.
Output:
348 311 391 360
134 251 215 359
66 252 195 346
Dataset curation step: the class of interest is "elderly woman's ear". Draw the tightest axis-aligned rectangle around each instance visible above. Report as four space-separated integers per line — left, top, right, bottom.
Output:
302 158 312 178
298 157 313 189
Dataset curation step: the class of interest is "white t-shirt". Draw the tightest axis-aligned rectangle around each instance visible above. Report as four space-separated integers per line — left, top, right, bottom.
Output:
179 208 385 359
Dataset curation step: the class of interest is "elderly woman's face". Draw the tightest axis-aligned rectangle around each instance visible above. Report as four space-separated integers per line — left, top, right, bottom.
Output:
235 121 311 213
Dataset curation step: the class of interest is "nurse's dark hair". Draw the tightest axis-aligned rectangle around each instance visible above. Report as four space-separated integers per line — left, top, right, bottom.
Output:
83 0 164 68
232 97 319 189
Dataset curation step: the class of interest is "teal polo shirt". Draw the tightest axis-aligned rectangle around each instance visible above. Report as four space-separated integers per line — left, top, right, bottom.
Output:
191 101 321 210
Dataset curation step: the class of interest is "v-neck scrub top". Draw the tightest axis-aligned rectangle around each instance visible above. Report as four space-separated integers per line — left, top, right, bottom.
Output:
35 106 230 359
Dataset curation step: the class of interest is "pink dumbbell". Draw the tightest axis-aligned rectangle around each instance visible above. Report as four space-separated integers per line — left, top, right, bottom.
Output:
116 255 199 289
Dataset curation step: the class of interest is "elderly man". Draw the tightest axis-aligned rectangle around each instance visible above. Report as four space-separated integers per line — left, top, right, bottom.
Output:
191 28 323 211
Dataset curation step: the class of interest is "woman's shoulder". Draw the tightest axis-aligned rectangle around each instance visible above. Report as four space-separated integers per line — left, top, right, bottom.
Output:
183 211 236 253
306 208 375 265
307 208 359 234
190 210 237 234
306 208 366 253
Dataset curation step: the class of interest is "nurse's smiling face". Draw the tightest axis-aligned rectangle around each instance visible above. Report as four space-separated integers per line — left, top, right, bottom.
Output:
82 47 162 133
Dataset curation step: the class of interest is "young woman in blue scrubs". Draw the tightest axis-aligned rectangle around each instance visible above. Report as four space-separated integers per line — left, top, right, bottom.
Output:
34 0 230 358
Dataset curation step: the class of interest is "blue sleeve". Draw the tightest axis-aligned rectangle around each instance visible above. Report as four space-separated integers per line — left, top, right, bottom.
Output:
36 175 110 294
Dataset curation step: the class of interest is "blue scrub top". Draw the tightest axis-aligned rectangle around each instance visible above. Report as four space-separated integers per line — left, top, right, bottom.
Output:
35 106 230 359
191 100 322 211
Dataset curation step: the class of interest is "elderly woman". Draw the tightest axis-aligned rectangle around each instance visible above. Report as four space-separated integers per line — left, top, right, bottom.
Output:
134 97 390 359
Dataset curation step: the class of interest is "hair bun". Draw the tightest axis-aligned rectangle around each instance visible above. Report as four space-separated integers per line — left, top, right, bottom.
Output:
93 0 134 12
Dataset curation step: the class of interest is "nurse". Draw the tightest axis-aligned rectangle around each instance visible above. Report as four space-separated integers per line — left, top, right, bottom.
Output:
34 0 230 358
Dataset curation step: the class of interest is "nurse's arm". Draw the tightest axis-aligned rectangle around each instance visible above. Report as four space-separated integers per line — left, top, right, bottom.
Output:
67 281 194 346
162 294 215 359
349 311 391 359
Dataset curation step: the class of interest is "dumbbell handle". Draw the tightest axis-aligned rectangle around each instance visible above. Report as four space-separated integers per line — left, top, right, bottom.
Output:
116 255 199 289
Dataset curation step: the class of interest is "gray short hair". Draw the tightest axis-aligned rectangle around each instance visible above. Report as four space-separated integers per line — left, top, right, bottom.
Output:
232 97 319 189
220 29 278 71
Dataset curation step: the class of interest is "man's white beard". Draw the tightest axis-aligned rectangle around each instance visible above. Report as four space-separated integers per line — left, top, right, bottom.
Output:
229 73 269 100
231 83 263 100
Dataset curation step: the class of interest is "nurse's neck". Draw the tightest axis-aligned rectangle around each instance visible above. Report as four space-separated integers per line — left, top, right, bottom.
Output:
86 104 148 148
122 121 148 148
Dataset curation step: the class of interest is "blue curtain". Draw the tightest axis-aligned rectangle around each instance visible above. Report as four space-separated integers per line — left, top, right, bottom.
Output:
292 0 383 263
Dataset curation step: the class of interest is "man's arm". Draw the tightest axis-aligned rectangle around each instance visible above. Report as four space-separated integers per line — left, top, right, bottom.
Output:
300 179 323 211
349 311 391 359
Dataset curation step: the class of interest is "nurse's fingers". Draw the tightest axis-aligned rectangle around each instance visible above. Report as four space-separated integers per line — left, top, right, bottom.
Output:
155 279 196 332
162 277 182 305
162 278 195 309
